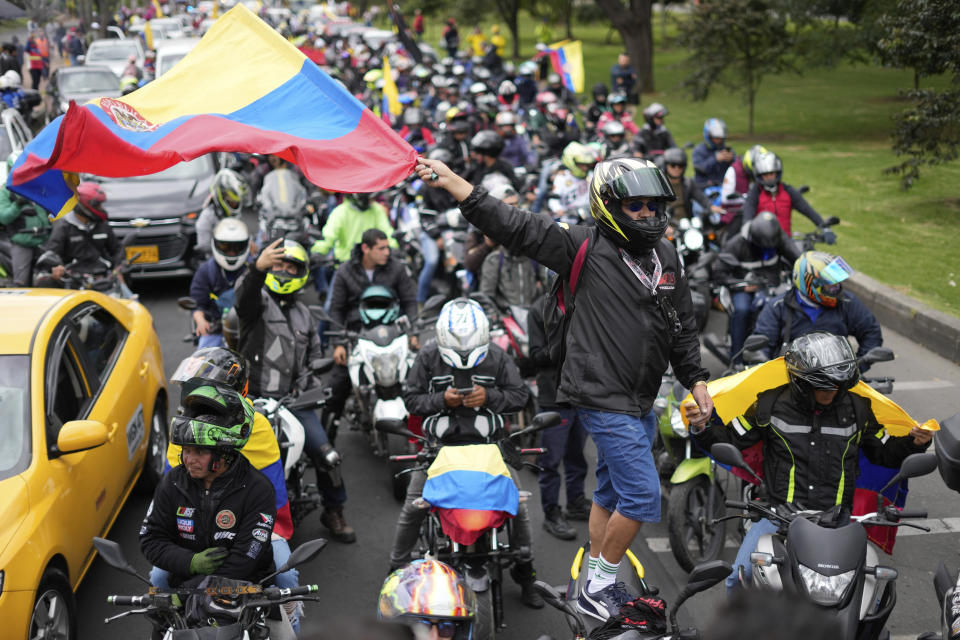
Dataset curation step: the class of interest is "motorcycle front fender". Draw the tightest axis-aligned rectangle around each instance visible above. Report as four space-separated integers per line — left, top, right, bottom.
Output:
463 568 490 593
669 456 713 485
373 397 408 425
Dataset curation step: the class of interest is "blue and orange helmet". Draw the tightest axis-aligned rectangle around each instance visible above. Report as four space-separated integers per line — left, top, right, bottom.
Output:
379 559 476 639
792 251 854 308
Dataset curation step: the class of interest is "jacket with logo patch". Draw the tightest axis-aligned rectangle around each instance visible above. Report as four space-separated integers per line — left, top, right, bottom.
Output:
458 186 709 416
693 384 928 511
139 455 276 587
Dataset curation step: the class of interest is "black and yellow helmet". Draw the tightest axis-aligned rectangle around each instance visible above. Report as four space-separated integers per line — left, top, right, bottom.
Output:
589 157 675 254
264 239 309 295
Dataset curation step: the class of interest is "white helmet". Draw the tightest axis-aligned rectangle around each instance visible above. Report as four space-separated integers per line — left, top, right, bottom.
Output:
210 168 248 217
436 298 489 369
211 217 250 271
3 70 21 89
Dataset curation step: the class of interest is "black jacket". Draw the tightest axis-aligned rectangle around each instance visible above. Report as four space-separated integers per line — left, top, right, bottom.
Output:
43 211 122 273
459 187 709 415
667 176 713 221
404 341 528 443
189 257 244 320
637 124 676 154
693 384 928 511
712 226 800 289
139 456 276 587
527 296 559 408
754 287 883 360
329 245 418 333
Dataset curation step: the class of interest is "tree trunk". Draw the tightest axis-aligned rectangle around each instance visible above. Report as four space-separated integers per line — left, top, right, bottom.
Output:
597 0 655 93
661 2 667 44
509 13 520 59
564 0 573 40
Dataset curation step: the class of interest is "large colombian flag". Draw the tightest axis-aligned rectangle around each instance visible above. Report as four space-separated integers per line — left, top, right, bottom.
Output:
8 4 418 219
681 357 939 552
423 444 519 546
545 39 585 94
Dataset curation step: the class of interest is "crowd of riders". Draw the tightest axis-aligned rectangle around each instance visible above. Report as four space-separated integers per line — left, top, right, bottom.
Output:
0 6 938 640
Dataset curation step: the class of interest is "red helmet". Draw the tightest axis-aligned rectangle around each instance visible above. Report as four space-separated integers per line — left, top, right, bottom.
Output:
76 182 108 221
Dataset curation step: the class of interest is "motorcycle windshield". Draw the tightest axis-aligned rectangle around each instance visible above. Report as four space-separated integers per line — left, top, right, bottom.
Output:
787 516 865 576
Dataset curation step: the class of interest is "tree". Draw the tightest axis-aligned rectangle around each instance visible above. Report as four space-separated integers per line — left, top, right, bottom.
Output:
528 0 574 41
594 0 655 94
676 0 795 135
876 0 960 187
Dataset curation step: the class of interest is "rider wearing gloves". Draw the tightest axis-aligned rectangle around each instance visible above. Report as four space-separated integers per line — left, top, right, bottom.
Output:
391 298 543 609
713 212 801 362
152 349 304 630
189 218 250 348
658 147 724 221
0 153 50 285
415 155 713 621
34 182 125 289
139 383 276 588
234 238 355 543
692 118 735 188
688 332 932 590
325 228 418 438
195 168 248 255
637 102 676 155
753 251 883 363
310 192 397 265
741 151 833 238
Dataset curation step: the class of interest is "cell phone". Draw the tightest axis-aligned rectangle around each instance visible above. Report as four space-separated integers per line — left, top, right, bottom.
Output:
456 387 475 396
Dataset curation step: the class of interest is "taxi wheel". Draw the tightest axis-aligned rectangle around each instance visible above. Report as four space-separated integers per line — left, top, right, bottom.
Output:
29 569 75 640
137 396 168 493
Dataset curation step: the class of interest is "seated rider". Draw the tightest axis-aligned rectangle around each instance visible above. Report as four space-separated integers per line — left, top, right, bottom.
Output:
379 559 477 640
139 382 276 589
390 298 543 609
692 118 735 188
195 169 249 257
687 332 932 590
753 251 882 364
741 150 834 239
189 218 251 348
712 211 801 362
658 147 724 222
151 348 303 631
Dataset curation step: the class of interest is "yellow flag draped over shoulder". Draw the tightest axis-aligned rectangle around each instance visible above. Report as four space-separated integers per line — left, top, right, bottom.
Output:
381 56 402 118
682 358 939 437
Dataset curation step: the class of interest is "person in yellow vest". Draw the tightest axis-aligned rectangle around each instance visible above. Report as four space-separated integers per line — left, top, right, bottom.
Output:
489 24 507 57
466 26 487 58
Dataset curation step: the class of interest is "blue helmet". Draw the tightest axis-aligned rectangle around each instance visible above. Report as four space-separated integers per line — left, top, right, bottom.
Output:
359 285 401 327
702 118 727 149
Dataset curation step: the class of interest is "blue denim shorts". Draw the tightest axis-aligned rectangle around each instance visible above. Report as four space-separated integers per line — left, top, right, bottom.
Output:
577 408 661 522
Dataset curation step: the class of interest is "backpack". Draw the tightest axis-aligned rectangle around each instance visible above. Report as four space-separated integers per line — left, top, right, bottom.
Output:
541 229 595 367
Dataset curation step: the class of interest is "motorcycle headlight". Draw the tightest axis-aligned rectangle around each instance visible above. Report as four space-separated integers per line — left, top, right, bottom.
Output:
797 564 855 606
368 351 401 386
670 406 689 438
684 228 704 252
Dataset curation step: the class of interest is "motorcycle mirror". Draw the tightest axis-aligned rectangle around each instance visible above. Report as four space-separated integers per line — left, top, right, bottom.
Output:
710 443 749 470
289 386 327 411
531 581 587 637
743 334 770 352
311 358 335 376
308 304 336 326
121 230 141 247
375 419 423 441
93 537 152 585
177 296 197 311
798 185 810 195
822 215 839 226
859 346 894 367
669 560 733 632
260 538 327 585
877 453 938 510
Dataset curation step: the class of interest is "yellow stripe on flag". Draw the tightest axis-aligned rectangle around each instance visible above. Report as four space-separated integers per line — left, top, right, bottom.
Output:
382 56 402 117
152 0 164 18
103 5 304 123
426 444 512 479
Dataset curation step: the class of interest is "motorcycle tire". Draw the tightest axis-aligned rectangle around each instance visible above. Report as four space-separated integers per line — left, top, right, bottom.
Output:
666 475 727 573
473 587 495 640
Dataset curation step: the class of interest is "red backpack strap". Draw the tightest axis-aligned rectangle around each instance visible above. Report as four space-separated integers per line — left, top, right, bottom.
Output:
569 236 591 296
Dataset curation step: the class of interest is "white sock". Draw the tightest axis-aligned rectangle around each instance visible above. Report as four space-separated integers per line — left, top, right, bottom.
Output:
588 553 620 593
586 554 599 584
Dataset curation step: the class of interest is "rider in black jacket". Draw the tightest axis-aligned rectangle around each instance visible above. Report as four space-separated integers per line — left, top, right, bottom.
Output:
139 383 276 588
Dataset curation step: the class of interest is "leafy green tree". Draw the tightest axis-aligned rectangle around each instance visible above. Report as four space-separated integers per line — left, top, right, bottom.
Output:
594 0 655 93
876 0 960 187
676 0 795 135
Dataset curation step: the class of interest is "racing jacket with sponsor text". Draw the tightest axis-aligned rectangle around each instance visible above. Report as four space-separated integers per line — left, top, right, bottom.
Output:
139 454 276 587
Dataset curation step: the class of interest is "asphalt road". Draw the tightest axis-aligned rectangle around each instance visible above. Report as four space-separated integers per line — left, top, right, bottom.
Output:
72 278 960 640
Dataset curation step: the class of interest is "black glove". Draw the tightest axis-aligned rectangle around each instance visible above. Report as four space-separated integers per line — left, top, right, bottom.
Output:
820 227 837 245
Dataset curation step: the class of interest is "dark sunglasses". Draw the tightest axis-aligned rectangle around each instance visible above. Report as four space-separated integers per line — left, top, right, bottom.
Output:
624 199 661 214
413 619 459 638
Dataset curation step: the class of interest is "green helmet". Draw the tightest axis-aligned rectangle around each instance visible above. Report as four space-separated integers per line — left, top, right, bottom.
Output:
264 239 309 295
359 285 400 327
170 383 253 453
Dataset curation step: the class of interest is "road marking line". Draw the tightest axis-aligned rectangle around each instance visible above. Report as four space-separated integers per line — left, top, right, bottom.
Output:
896 517 960 536
892 379 956 391
645 536 739 553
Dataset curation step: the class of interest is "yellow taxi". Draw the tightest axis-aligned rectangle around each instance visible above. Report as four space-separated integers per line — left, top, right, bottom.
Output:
0 289 168 640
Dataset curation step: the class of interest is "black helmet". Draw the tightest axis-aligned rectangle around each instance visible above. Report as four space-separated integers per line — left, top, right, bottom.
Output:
746 211 781 249
470 130 504 157
222 308 239 350
592 82 608 98
172 347 250 398
449 117 471 135
662 147 687 170
784 332 859 397
348 193 371 210
589 158 675 255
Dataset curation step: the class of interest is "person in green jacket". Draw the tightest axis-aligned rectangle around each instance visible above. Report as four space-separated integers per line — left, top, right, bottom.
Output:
0 153 51 285
310 193 398 264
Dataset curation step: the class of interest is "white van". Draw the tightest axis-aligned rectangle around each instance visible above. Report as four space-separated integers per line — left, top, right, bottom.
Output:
154 38 201 77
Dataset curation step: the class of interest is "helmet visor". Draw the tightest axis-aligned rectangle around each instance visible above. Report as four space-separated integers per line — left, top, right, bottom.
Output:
603 167 675 202
172 354 242 387
214 239 249 257
819 256 854 285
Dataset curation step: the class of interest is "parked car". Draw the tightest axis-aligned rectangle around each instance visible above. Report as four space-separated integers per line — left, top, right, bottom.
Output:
83 38 145 78
0 288 168 640
46 66 121 118
0 108 33 184
93 154 219 278
154 37 201 77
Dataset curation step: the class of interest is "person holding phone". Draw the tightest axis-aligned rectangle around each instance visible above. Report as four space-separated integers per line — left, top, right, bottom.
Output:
389 298 545 609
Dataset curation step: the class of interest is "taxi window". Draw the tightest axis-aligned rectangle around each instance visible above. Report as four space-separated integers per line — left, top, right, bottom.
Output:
70 304 129 385
45 338 91 450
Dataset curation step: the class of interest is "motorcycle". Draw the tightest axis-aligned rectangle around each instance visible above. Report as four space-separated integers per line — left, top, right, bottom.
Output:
419 206 473 300
380 411 561 639
176 295 224 347
711 442 938 639
93 536 326 640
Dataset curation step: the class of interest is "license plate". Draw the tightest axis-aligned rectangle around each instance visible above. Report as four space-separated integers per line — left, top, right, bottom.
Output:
126 245 159 264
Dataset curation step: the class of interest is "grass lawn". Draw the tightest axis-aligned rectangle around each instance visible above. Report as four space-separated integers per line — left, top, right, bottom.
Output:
416 12 960 315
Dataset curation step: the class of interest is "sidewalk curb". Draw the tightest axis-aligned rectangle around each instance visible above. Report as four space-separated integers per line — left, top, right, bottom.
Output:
844 272 960 364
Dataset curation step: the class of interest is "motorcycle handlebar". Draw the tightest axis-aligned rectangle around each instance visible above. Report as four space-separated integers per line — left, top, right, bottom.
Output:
725 500 749 510
389 454 419 462
892 509 927 520
519 448 546 455
107 595 150 606
262 585 319 599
